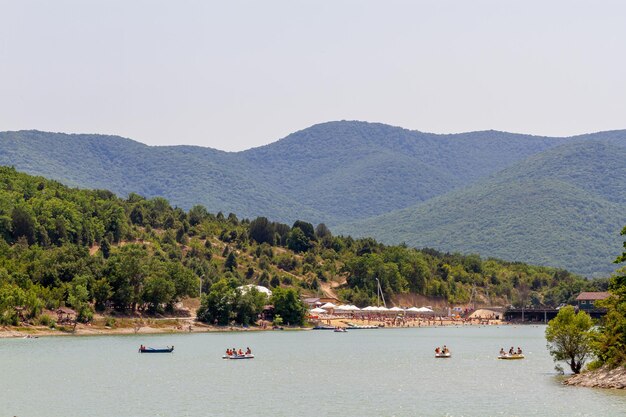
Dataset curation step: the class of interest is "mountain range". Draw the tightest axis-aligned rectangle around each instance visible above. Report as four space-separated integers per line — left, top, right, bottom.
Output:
1 121 625 276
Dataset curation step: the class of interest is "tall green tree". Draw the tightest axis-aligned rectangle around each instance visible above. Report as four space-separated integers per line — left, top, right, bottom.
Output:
270 287 306 326
593 225 626 367
545 306 594 374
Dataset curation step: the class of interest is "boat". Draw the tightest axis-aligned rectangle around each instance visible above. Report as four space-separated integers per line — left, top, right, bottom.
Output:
222 354 255 360
334 328 347 332
345 323 379 329
435 352 451 358
312 325 335 330
139 346 174 353
498 354 524 360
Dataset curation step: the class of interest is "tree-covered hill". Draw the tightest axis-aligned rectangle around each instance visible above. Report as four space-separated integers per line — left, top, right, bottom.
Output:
0 121 575 224
338 141 626 277
0 166 608 327
2 122 625 275
0 130 323 222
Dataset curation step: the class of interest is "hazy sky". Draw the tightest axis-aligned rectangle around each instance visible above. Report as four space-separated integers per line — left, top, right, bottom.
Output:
1 0 625 151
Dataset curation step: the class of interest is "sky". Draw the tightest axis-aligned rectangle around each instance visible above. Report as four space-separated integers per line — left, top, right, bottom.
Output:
1 0 625 151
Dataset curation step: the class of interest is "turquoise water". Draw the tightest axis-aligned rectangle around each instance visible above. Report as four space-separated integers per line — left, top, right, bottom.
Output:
1 326 625 416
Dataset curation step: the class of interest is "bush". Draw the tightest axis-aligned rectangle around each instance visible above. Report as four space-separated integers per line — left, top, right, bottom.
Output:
37 314 54 327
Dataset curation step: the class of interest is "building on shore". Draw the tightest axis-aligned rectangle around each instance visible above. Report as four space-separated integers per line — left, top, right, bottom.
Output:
575 292 610 310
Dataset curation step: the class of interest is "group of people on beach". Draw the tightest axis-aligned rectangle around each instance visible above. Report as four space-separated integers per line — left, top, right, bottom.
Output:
500 346 523 356
225 347 252 356
434 345 450 354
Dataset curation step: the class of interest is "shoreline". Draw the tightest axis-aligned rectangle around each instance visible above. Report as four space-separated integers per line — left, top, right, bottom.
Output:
564 366 626 389
1 316 517 338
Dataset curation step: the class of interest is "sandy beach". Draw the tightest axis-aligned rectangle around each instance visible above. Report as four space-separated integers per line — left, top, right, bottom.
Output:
1 314 505 338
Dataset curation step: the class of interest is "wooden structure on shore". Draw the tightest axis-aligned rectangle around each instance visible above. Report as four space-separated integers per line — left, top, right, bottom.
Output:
505 307 607 323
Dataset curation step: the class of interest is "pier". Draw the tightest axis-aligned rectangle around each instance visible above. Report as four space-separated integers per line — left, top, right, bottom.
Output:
504 307 607 323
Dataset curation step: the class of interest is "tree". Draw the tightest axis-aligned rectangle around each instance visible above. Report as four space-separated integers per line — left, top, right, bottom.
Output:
249 217 274 245
11 206 36 244
270 287 306 326
224 252 237 271
315 223 331 239
292 220 315 241
287 227 311 253
545 306 594 374
142 275 176 313
100 238 111 259
196 279 237 325
593 225 626 368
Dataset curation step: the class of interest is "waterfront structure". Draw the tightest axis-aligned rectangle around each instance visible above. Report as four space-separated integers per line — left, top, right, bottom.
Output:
575 292 610 310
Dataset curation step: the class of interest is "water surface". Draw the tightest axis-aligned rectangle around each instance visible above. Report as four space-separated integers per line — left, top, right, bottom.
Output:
1 326 625 416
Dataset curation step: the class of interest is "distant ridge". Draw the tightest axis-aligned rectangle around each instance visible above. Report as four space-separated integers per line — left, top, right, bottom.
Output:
1 121 625 275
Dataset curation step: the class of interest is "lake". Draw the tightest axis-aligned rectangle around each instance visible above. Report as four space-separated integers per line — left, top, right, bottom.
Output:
1 325 625 416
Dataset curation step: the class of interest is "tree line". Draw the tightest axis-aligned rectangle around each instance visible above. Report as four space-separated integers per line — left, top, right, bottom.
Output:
0 166 610 328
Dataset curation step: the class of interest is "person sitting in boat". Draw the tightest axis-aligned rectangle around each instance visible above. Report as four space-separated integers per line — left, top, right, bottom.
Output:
238 348 243 356
245 347 252 355
435 347 441 354
509 346 514 355
443 345 449 354
139 345 145 352
226 348 231 356
499 348 506 356
517 347 522 355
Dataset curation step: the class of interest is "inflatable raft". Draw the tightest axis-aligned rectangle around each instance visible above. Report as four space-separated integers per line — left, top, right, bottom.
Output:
222 354 255 360
498 354 524 360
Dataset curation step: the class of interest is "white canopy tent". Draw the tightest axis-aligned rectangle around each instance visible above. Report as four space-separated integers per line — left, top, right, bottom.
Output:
310 307 327 314
417 307 434 313
320 302 336 309
389 306 403 312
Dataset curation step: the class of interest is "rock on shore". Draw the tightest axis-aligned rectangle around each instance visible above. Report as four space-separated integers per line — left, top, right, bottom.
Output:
564 365 626 389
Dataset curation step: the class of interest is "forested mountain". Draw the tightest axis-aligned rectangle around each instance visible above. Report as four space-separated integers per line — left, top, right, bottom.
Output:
0 122 570 224
0 167 609 327
338 141 626 277
1 121 625 276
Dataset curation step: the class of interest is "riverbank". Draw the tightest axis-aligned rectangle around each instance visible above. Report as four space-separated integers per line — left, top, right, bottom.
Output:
1 315 510 338
564 365 626 389
0 318 275 338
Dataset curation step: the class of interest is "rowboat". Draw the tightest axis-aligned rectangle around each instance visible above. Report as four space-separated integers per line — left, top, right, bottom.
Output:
139 346 174 353
222 354 255 360
435 352 451 358
498 354 524 360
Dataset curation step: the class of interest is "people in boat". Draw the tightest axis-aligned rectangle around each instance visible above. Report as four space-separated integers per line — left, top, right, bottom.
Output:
139 345 145 352
499 348 506 356
443 345 449 354
435 347 441 354
226 348 231 356
509 346 514 355
238 348 243 356
245 347 252 355
517 347 523 355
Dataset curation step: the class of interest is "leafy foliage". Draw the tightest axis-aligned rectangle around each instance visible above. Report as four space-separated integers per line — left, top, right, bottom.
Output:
0 166 611 328
545 306 595 374
592 225 626 368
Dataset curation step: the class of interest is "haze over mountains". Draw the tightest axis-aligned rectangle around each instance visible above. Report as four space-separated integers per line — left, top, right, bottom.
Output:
1 121 625 276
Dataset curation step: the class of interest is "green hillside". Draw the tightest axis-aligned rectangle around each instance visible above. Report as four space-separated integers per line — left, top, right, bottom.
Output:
0 166 610 328
0 122 570 223
338 141 626 277
1 122 625 275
